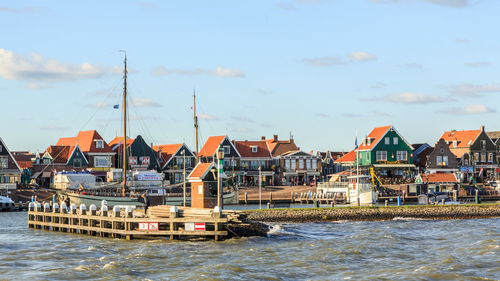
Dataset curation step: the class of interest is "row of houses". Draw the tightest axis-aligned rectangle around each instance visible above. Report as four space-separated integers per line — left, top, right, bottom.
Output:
332 125 500 184
1 124 499 190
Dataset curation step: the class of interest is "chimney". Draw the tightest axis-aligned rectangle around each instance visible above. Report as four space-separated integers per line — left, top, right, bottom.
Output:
261 136 266 141
480 125 485 132
273 134 278 142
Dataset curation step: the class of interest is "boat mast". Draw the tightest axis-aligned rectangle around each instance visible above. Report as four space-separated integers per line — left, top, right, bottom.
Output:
122 53 128 197
193 89 199 164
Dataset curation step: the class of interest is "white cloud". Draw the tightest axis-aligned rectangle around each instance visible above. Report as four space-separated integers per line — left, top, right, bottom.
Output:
25 82 49 90
151 66 245 78
426 0 469 7
303 56 343 66
438 104 496 115
0 48 119 83
450 83 500 97
464 61 490 68
348 52 376 61
0 6 46 13
130 98 162 108
372 92 449 104
198 114 218 120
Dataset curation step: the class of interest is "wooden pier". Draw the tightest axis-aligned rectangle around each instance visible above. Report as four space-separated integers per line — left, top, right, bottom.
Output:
27 202 266 241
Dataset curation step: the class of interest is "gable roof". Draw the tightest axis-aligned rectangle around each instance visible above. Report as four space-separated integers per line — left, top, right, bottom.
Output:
0 138 22 172
440 129 481 149
188 162 213 179
421 173 458 183
109 136 134 149
153 143 183 167
56 130 114 153
266 137 299 157
198 136 226 158
45 145 73 164
357 125 392 150
334 150 356 163
233 140 272 158
486 131 500 143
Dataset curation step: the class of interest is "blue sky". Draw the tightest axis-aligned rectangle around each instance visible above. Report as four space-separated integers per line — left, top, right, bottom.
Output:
1 0 499 153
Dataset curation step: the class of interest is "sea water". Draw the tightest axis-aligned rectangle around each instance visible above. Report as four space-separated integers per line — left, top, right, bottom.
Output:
0 212 498 280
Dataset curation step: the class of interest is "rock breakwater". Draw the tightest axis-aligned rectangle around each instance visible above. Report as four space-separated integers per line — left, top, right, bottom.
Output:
246 204 500 223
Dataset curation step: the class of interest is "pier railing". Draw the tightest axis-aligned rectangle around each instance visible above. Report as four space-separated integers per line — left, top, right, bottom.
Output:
27 203 229 241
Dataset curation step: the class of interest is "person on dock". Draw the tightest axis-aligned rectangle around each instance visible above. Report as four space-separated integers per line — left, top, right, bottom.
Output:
141 193 150 215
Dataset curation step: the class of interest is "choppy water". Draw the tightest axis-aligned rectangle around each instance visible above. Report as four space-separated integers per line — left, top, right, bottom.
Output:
1 212 499 280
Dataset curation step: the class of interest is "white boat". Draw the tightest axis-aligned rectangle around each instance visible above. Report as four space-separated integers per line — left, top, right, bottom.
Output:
0 196 15 211
348 175 377 205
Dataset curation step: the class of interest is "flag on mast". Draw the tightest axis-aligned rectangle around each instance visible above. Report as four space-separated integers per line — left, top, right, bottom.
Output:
355 130 358 149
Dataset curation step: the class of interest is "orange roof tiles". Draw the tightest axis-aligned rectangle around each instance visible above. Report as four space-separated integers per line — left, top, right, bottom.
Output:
265 138 298 157
17 161 33 169
56 130 113 153
109 136 134 147
421 173 458 183
440 130 480 149
233 141 272 158
153 144 183 164
334 150 356 163
199 136 225 157
357 125 392 150
45 145 73 164
188 163 212 179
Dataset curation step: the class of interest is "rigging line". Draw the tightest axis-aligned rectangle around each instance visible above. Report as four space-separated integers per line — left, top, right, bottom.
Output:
79 78 122 131
128 94 156 146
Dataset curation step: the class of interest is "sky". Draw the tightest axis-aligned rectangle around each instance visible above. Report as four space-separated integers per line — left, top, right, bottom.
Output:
1 0 499 154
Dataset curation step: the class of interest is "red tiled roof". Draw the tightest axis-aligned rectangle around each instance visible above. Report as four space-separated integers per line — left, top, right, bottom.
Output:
56 130 113 153
233 141 272 158
357 125 392 150
17 161 33 169
334 150 356 163
153 144 183 164
199 136 225 157
440 129 480 149
265 139 298 157
421 173 458 183
109 136 134 147
188 163 212 179
45 145 73 164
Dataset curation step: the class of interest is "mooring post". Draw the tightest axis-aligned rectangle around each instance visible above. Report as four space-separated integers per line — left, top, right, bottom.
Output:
213 206 222 241
385 200 388 207
170 206 178 240
453 190 458 201
269 192 273 203
101 205 108 237
244 192 247 205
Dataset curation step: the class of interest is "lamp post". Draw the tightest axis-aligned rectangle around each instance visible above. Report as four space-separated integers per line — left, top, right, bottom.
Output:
216 146 224 209
181 149 186 207
258 166 262 209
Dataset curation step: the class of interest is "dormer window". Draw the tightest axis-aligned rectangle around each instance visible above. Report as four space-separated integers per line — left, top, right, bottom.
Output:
223 145 230 155
385 137 390 145
393 137 398 145
367 138 371 145
95 140 104 149
251 146 258 153
452 141 457 148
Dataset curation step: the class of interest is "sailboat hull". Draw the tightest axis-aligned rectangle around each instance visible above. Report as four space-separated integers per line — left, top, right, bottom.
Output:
66 193 144 208
164 191 239 206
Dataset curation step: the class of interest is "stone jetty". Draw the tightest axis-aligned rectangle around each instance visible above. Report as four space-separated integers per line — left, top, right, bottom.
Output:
246 204 500 223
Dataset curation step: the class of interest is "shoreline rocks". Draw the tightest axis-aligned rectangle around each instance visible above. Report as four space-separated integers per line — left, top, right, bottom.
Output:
245 204 500 223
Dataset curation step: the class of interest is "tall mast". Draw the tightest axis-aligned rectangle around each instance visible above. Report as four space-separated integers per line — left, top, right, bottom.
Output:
193 89 199 164
122 53 128 197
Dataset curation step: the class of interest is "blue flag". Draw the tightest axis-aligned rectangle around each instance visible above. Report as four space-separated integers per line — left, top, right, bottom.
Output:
113 104 119 109
354 132 358 149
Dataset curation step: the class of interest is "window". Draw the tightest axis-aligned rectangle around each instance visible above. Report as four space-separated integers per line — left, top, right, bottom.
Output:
291 159 296 169
481 140 486 150
440 148 444 153
488 153 494 163
285 159 290 169
376 151 387 161
95 156 111 167
298 159 304 169
436 156 442 166
43 158 51 164
0 156 7 168
464 159 469 166
223 145 230 155
481 153 486 163
306 159 311 170
312 160 317 169
452 141 457 148
73 159 82 168
474 153 479 162
129 156 137 165
251 146 258 153
96 140 104 149
141 156 150 165
385 137 390 145
393 137 398 145
396 151 407 161
443 156 448 166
